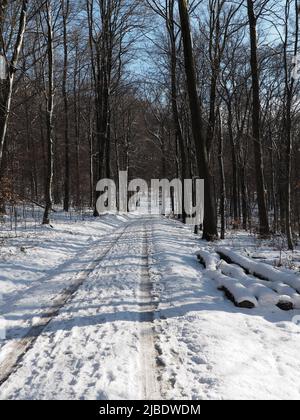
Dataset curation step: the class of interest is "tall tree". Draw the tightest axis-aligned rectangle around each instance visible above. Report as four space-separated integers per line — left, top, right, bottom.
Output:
178 0 218 240
282 0 299 250
62 0 70 212
0 0 28 184
42 0 55 225
146 0 188 222
247 0 270 236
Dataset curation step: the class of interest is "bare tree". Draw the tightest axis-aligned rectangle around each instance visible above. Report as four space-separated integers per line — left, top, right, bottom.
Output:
0 1 28 202
247 0 270 236
178 0 218 241
41 0 56 225
282 0 299 249
62 0 70 212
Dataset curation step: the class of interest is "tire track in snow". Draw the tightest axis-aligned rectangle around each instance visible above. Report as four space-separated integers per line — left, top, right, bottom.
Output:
138 221 160 400
0 223 132 388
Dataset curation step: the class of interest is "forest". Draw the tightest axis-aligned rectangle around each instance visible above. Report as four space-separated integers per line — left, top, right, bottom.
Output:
0 0 299 248
2 1 300 402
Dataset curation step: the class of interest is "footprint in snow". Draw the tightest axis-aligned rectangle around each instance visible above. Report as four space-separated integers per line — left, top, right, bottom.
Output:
191 355 207 365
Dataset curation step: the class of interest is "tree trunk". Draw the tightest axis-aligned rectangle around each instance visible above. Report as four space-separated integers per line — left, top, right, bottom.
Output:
167 0 187 223
43 1 55 225
240 165 248 231
178 0 218 241
218 111 226 239
247 0 270 237
227 103 239 228
0 0 28 173
62 0 70 212
282 0 298 250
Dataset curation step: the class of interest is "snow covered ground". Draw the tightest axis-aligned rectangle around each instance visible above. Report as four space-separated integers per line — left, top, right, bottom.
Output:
216 230 300 272
0 210 134 303
0 213 300 400
151 220 300 400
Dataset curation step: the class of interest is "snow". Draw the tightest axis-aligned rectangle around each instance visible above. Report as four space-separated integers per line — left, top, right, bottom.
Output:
0 211 133 303
273 283 300 309
214 230 300 272
0 218 153 399
0 211 136 354
206 270 258 308
149 220 300 400
195 250 220 271
0 214 300 400
218 260 250 281
248 284 291 308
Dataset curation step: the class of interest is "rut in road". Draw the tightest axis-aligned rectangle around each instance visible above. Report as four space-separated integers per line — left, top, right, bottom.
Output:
0 224 131 387
138 222 160 400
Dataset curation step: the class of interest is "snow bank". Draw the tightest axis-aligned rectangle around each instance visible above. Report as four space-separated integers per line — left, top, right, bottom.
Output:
217 247 300 293
196 250 220 271
206 270 258 309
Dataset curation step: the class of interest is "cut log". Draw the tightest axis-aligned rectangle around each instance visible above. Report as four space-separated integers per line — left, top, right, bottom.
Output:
196 250 220 271
217 247 300 293
206 270 258 309
218 260 294 311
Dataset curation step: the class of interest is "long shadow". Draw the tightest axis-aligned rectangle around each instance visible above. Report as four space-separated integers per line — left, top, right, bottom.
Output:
0 228 131 313
2 217 298 347
3 288 204 322
5 296 296 341
4 283 296 340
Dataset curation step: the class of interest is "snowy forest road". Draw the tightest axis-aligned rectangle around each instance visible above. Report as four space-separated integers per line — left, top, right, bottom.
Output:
0 222 133 389
0 218 162 400
1 216 300 400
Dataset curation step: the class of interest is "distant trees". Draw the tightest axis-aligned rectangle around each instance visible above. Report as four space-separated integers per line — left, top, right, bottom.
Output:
144 0 300 243
87 0 143 215
0 0 28 211
0 0 299 246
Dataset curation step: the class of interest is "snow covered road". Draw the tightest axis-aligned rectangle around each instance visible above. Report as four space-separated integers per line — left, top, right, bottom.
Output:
0 219 160 399
1 216 300 400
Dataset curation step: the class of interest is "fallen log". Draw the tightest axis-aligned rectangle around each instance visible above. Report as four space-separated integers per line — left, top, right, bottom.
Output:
217 247 300 293
196 250 220 271
206 270 258 309
218 260 294 311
